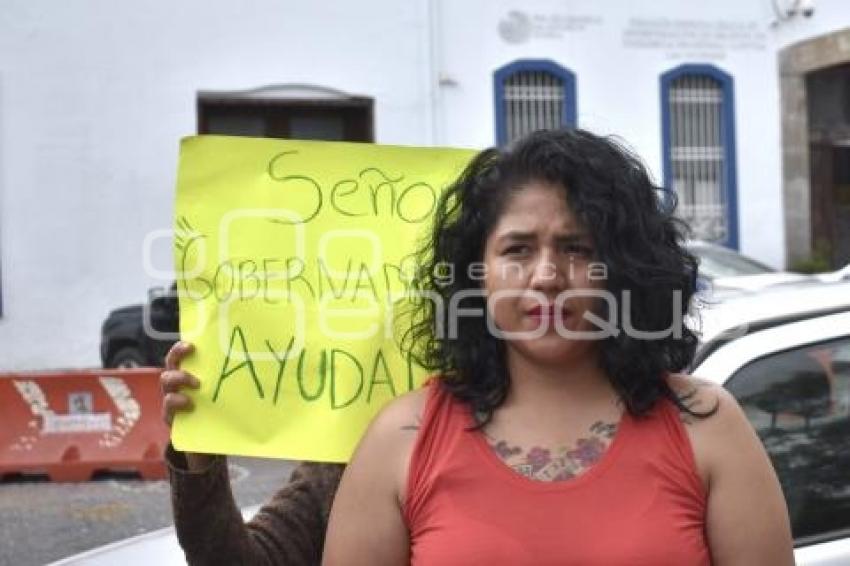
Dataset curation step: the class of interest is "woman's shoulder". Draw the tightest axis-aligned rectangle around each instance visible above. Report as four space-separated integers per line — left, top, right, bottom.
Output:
664 372 757 485
345 383 434 502
367 381 435 435
352 382 434 465
665 372 740 425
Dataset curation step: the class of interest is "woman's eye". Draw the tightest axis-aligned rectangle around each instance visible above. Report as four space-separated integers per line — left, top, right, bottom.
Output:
562 244 593 257
503 244 530 255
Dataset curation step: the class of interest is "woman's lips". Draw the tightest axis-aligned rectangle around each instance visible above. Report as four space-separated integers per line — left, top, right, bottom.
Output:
525 305 574 322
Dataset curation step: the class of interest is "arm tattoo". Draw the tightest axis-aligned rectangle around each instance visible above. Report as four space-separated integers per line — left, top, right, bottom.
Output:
400 414 422 432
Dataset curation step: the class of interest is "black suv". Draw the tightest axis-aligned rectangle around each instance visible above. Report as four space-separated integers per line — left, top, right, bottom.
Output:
100 286 179 368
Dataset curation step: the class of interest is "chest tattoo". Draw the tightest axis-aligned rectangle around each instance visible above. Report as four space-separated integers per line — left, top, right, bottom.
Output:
487 420 618 482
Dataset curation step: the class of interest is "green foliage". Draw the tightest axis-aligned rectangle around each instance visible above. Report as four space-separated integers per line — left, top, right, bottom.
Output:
790 239 832 274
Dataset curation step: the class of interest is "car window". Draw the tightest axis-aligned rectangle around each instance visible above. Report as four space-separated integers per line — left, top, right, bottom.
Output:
725 336 850 544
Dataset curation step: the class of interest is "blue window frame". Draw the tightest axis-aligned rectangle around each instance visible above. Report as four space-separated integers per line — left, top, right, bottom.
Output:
661 64 739 249
494 59 577 146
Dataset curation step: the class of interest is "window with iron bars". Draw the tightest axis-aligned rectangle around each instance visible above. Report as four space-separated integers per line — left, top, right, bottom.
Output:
661 66 738 248
494 60 576 146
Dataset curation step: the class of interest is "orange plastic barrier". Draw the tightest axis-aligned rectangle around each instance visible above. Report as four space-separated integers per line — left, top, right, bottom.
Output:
0 368 169 482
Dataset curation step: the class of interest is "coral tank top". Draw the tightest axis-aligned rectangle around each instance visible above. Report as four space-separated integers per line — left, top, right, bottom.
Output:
403 381 711 565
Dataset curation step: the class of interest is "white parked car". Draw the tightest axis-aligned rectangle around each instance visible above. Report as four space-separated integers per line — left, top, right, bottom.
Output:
49 507 260 565
686 240 812 293
818 264 850 284
53 281 850 565
690 280 850 565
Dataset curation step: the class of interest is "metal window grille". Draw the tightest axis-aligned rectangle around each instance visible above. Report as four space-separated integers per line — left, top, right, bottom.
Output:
668 75 727 242
503 71 565 145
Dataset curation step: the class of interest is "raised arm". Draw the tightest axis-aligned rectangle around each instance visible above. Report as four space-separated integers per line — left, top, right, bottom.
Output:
168 450 343 565
162 341 344 565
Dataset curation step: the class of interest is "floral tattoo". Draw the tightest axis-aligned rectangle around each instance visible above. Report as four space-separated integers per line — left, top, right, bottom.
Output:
486 420 618 482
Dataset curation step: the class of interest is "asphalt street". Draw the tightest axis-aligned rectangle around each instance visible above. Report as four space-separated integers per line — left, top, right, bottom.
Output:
0 457 297 566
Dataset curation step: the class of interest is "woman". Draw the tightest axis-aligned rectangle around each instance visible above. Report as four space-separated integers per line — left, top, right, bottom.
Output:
320 129 794 565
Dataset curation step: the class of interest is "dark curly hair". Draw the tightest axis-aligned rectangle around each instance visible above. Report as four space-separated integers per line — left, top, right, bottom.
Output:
401 128 711 423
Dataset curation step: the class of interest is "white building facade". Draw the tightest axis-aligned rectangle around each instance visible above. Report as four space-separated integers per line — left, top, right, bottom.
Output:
1 0 848 369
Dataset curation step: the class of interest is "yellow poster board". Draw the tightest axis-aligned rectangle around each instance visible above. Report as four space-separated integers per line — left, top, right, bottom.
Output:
171 135 475 462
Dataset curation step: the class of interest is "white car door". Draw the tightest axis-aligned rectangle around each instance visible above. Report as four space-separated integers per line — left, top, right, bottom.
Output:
694 311 850 566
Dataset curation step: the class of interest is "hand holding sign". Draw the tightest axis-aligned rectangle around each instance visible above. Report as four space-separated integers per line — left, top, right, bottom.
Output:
171 136 475 462
160 341 222 471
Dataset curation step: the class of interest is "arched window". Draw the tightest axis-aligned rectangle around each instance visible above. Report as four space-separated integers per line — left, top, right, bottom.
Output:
661 65 739 248
494 60 577 146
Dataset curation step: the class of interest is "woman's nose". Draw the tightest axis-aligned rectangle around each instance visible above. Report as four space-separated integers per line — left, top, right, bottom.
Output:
529 251 565 291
